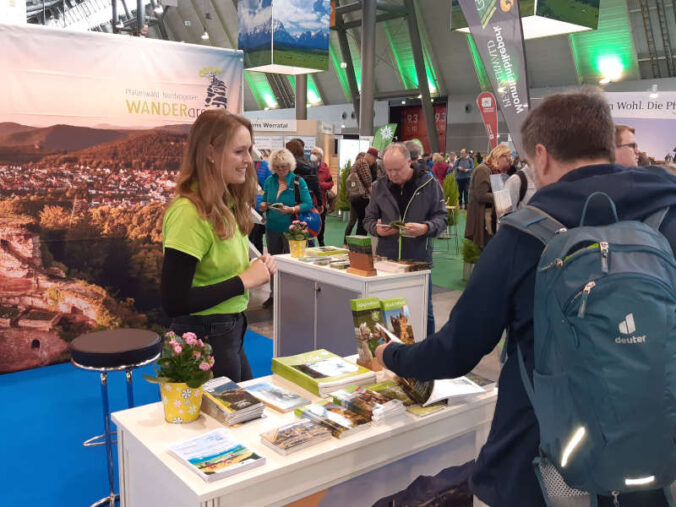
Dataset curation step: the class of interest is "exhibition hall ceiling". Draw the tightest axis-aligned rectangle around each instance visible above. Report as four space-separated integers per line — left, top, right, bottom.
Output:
25 0 676 111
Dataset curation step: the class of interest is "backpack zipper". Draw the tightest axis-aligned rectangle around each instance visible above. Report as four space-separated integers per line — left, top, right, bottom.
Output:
600 241 609 273
577 281 596 318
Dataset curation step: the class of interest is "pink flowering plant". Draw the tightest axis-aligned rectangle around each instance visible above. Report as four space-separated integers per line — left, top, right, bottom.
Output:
284 220 310 241
142 331 214 388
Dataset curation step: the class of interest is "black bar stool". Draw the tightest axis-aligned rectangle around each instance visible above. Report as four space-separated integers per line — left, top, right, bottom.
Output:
71 328 162 507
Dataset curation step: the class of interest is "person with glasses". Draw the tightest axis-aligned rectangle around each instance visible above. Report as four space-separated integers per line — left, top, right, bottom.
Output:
614 124 640 167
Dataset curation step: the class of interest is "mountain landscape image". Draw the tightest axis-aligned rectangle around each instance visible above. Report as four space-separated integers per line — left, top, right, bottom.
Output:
238 0 329 70
0 122 190 372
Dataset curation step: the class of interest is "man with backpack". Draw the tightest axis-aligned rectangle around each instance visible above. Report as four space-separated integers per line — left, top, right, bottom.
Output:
376 90 676 506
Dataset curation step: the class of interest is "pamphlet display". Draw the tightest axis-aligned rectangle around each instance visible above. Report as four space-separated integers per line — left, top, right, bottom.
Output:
244 380 311 413
167 428 265 482
346 235 377 277
260 419 331 455
271 349 377 396
351 297 388 371
201 377 265 425
295 400 371 439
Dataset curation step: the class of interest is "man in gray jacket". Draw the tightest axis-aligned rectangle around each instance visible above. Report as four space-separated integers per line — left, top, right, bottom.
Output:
364 143 448 336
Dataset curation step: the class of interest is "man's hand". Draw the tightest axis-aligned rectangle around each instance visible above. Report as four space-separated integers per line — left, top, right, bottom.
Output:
376 219 399 237
375 342 392 367
403 222 429 237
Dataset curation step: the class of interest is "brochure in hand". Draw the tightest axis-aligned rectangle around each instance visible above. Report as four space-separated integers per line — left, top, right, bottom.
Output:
201 377 265 425
260 419 332 455
271 349 377 397
295 399 371 439
350 297 389 371
167 428 265 482
244 380 311 413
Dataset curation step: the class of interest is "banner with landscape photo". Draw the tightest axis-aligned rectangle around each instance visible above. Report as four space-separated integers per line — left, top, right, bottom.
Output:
0 23 243 372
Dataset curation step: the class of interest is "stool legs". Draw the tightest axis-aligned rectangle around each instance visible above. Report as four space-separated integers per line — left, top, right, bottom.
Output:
92 372 118 507
125 369 135 408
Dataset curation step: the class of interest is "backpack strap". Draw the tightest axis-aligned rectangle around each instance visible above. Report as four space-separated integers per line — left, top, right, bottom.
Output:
517 170 528 204
643 207 670 232
500 205 567 245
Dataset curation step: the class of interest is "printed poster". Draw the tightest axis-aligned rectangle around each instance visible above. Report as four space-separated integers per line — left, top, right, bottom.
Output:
0 23 243 372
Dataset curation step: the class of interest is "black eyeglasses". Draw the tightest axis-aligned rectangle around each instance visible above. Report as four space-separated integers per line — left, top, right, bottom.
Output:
616 142 638 150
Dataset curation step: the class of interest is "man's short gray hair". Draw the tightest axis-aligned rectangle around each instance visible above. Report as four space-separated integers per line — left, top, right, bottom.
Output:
404 141 421 160
383 142 411 160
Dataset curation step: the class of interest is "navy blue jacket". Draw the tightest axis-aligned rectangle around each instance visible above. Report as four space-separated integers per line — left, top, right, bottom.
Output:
383 164 676 506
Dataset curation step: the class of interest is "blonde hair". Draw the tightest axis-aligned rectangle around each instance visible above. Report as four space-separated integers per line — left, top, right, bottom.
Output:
174 109 256 239
269 148 297 173
485 144 512 169
432 153 443 164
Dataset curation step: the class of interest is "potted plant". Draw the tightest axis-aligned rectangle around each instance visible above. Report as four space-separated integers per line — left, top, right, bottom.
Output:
442 174 459 226
462 239 482 281
284 220 310 258
143 331 214 423
337 160 352 219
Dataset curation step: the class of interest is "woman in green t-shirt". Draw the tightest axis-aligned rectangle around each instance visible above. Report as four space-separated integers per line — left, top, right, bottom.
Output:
161 109 276 382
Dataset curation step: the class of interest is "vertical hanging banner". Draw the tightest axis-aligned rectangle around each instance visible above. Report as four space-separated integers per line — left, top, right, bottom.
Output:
0 24 244 373
477 92 498 150
401 105 447 153
457 0 530 154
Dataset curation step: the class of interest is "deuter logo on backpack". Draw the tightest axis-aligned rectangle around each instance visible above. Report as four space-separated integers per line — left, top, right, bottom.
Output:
615 313 646 344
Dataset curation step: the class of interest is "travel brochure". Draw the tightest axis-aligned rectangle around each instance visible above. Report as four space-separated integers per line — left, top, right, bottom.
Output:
167 428 265 482
260 419 332 455
201 377 265 425
244 380 311 413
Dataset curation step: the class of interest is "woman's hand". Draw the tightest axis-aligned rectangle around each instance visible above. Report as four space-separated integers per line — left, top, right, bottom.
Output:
239 258 270 289
281 205 296 215
258 253 277 275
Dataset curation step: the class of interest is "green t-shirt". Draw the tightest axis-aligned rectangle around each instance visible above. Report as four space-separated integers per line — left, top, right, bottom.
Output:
162 197 250 315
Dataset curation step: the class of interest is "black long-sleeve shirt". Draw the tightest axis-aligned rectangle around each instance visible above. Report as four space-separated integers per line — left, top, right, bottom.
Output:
160 247 244 317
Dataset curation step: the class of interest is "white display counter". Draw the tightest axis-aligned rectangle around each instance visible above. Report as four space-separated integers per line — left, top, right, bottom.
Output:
112 375 497 507
273 254 430 357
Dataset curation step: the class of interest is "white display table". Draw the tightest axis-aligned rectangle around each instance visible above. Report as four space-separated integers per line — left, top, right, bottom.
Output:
273 254 430 357
112 375 497 507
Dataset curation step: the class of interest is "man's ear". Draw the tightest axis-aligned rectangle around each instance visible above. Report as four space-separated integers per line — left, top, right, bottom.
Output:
534 144 549 182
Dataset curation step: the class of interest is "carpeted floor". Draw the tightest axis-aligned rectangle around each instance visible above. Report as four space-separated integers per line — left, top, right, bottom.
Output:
0 329 272 506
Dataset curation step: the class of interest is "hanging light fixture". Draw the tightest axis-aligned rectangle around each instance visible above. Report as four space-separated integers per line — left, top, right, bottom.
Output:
201 30 209 40
649 84 659 99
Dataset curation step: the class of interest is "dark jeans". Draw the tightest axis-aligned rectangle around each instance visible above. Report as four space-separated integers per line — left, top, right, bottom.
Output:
265 229 289 293
248 223 265 255
170 312 252 382
427 277 435 337
456 178 470 207
318 208 328 246
344 197 368 242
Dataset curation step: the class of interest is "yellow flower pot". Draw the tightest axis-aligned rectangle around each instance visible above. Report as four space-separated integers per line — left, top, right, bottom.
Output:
289 239 307 258
159 382 204 423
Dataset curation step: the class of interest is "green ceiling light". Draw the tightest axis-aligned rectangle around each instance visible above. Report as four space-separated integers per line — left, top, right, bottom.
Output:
263 93 278 109
569 0 639 84
287 75 324 106
451 0 600 39
596 55 624 84
245 71 274 110
384 20 440 94
466 34 491 91
329 41 351 101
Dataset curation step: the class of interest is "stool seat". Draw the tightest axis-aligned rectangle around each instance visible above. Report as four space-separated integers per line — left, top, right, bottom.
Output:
71 329 162 369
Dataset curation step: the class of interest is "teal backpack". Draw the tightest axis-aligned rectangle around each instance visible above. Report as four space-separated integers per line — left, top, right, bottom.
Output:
501 193 676 505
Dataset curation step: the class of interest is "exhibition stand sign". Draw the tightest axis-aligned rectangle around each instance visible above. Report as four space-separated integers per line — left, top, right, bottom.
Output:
605 91 676 161
477 91 499 150
456 0 530 155
0 23 243 373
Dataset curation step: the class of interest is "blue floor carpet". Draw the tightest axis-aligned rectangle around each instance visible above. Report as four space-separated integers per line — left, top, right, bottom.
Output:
0 329 272 506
